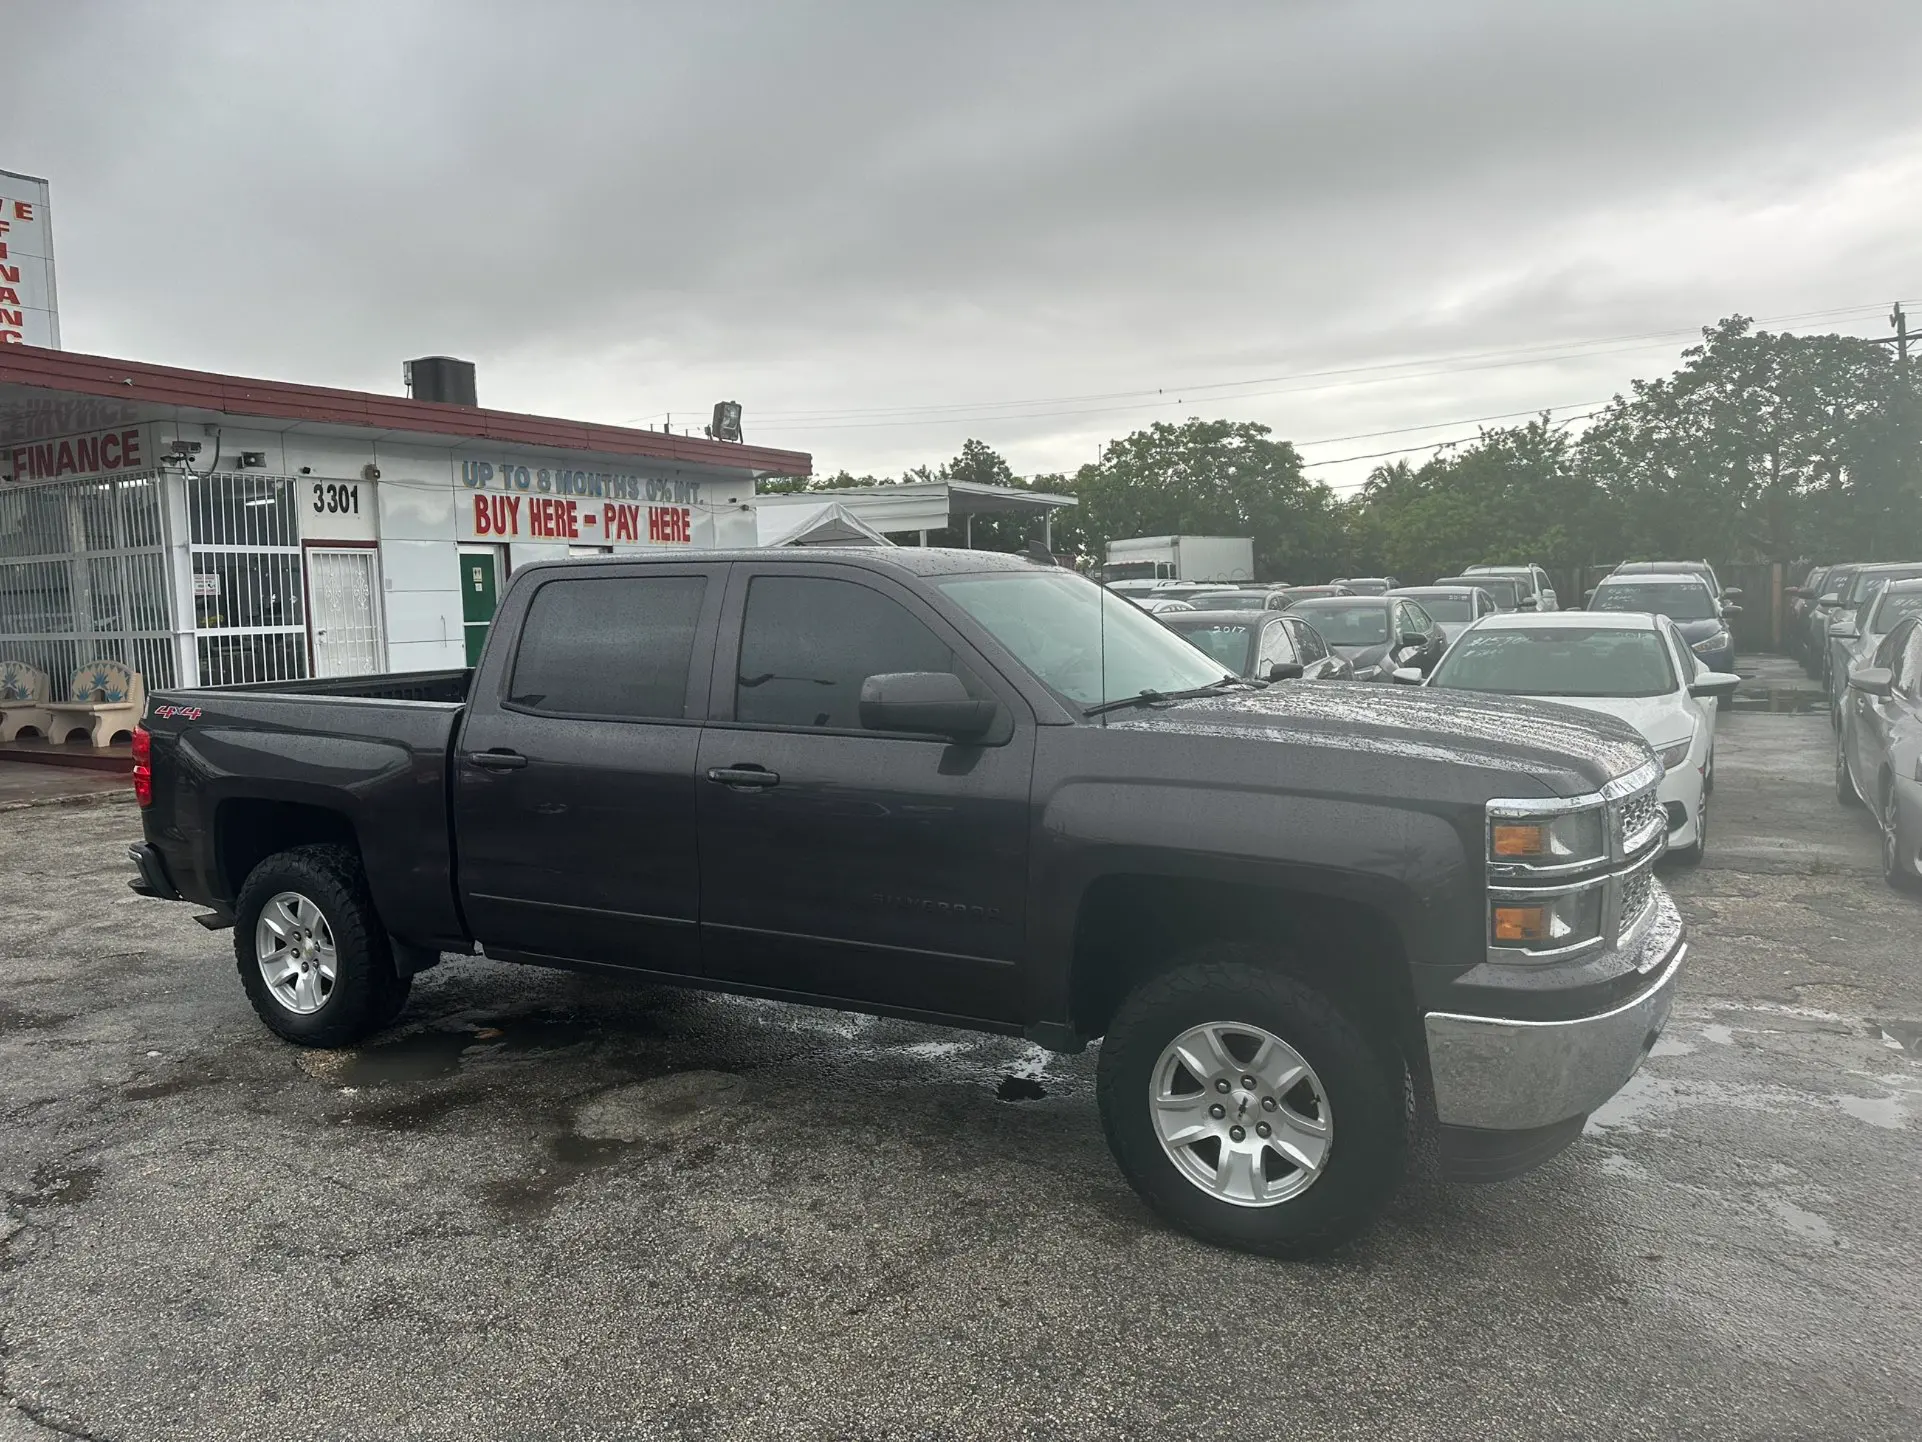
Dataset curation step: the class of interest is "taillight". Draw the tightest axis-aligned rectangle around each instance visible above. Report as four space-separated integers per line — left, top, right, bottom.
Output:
131 725 152 807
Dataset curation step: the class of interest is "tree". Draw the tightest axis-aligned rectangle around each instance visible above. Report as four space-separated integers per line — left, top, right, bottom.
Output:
1351 419 1599 582
1578 316 1922 562
1073 418 1345 581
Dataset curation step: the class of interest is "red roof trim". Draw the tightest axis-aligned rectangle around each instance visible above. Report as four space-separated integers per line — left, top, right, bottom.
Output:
0 344 813 476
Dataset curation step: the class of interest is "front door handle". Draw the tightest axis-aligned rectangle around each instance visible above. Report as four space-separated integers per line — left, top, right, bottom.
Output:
707 764 780 790
469 749 528 771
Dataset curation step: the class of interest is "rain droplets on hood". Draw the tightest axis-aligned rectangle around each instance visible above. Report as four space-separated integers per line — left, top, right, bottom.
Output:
1111 683 1654 789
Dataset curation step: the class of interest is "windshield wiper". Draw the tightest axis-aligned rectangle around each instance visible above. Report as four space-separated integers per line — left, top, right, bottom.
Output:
1084 676 1258 717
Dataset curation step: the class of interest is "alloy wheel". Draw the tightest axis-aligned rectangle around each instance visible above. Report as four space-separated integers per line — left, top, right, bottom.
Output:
255 890 338 1015
1149 1021 1332 1207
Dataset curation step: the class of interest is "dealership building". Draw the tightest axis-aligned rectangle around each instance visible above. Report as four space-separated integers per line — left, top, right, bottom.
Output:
0 346 815 691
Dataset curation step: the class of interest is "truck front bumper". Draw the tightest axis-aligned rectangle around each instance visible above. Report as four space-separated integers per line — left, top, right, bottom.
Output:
1424 932 1685 1181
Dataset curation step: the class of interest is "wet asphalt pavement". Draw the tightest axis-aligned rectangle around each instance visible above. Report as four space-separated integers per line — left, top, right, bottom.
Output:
2 658 1918 1440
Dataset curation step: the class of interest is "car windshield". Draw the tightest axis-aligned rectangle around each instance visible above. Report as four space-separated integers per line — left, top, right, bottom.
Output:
1287 599 1388 644
939 570 1230 708
1868 589 1922 632
1184 590 1267 611
1590 581 1717 621
1473 569 1536 596
1339 579 1390 595
1403 594 1473 621
1442 576 1519 608
1162 618 1255 672
1430 626 1676 698
1848 567 1922 604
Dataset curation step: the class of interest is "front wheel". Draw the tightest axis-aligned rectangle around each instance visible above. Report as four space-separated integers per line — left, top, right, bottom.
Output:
1881 782 1920 894
1837 730 1861 808
1096 955 1406 1257
233 844 407 1046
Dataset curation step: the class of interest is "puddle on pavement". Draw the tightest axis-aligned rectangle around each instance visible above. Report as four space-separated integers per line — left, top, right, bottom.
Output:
1726 687 1825 714
334 1013 597 1087
995 1075 1048 1102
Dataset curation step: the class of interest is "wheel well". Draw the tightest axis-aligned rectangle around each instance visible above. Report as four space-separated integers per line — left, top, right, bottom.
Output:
1069 875 1417 1055
215 799 358 899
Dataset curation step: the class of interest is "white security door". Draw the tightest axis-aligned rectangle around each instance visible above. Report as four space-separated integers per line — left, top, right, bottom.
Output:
306 548 385 677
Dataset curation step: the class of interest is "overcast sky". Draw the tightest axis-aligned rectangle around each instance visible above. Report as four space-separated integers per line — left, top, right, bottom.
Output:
6 1 1920 490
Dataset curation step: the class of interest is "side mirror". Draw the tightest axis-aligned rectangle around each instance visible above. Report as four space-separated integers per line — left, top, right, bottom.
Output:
1721 587 1743 599
1786 587 1807 600
1584 588 1597 602
1829 620 1859 639
1688 672 1741 701
1848 667 1894 698
859 672 997 739
1264 661 1304 682
1819 592 1842 606
1722 603 1744 616
1390 667 1425 685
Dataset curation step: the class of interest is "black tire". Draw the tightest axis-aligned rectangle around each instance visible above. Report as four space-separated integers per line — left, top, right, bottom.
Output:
1670 789 1706 866
233 844 406 1047
1880 781 1920 894
1836 731 1861 808
1096 954 1406 1258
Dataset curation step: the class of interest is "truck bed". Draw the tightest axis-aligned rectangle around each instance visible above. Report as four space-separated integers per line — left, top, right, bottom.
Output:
198 669 472 705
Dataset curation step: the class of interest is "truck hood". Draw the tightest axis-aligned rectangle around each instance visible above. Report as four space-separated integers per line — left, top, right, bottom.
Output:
1110 683 1652 796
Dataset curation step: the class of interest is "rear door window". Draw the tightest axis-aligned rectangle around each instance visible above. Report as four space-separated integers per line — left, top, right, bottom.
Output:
508 576 707 719
734 574 985 730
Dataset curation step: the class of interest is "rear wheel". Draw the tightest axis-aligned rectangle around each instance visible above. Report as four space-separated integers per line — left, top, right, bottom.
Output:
233 844 407 1046
1096 953 1405 1257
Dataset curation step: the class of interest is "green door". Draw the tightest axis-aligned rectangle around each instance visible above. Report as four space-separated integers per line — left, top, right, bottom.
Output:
460 548 501 666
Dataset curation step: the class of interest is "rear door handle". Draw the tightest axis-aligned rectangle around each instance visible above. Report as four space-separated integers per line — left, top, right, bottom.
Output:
707 764 779 790
469 749 528 771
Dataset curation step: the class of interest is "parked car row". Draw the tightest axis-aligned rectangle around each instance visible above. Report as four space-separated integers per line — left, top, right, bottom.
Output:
1836 609 1922 892
1131 558 1750 865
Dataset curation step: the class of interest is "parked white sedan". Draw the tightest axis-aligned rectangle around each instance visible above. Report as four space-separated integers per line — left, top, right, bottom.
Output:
1422 611 1740 862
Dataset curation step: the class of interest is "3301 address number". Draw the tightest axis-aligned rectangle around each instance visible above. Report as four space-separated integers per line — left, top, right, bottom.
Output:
312 482 361 515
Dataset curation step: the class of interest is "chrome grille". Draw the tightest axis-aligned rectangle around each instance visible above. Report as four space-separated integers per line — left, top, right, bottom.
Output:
1619 866 1654 933
1617 789 1663 855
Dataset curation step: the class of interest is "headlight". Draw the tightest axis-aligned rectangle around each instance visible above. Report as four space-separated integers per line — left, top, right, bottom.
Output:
1656 737 1694 772
1690 629 1731 655
1488 805 1606 867
1490 885 1605 955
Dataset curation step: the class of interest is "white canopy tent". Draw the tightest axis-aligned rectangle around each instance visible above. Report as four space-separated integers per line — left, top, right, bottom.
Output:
755 500 895 548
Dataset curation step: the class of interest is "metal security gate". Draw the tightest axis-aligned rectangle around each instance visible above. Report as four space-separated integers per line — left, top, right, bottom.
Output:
188 473 308 686
305 547 384 677
0 472 179 692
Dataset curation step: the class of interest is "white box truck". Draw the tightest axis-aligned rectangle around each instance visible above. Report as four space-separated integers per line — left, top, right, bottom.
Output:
1103 535 1256 584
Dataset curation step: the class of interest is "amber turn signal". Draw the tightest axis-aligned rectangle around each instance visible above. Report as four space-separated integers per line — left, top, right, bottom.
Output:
1492 905 1548 942
1491 822 1547 857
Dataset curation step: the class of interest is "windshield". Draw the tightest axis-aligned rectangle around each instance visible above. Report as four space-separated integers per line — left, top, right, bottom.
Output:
1339 578 1390 595
939 571 1229 707
1404 594 1473 621
1590 581 1717 621
1473 569 1536 597
1869 589 1922 632
1184 590 1267 611
1443 576 1519 608
1823 567 1859 601
1431 626 1676 698
1287 599 1388 645
1848 567 1922 604
1162 618 1255 672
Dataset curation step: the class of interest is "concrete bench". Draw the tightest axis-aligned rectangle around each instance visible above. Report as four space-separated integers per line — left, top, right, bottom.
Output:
0 660 53 743
40 661 145 748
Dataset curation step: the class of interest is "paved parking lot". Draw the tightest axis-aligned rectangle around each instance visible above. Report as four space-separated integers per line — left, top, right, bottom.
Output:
3 675 1919 1440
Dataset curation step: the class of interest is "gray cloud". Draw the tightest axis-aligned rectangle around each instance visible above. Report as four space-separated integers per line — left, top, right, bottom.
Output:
7 0 1920 487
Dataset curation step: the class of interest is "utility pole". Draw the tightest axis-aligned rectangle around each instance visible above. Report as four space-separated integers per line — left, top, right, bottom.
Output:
1893 301 1909 365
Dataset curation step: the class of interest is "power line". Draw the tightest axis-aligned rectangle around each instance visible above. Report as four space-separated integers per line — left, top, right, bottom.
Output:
710 301 1897 431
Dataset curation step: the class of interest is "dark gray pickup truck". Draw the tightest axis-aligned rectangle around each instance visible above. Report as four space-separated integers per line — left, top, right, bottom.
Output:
130 548 1685 1255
